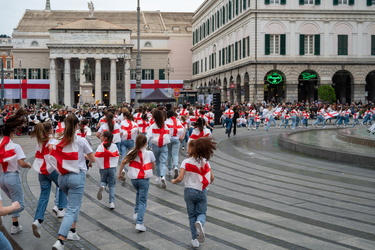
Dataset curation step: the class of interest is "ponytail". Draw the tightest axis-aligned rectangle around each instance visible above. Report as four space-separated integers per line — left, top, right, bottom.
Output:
102 131 113 150
31 122 52 145
125 134 147 163
58 114 79 146
106 113 114 132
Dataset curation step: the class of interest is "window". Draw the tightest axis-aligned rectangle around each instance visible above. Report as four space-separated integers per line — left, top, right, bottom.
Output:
144 42 152 47
334 0 354 5
304 35 314 55
265 34 286 55
300 0 320 4
31 41 39 46
270 0 280 3
14 69 26 79
142 69 154 80
338 35 348 55
265 0 286 4
371 35 375 55
159 69 165 80
6 60 11 69
29 69 41 79
299 34 320 55
304 0 314 3
43 69 49 79
102 72 109 81
117 70 123 81
75 69 80 81
367 0 375 6
130 69 136 80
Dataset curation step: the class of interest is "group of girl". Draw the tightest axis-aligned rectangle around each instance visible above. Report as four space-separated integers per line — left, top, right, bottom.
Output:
0 106 216 249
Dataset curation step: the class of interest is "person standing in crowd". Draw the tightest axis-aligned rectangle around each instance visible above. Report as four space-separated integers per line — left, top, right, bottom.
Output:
50 115 96 250
171 137 216 248
146 109 170 189
312 105 326 128
232 106 240 135
205 108 215 133
118 134 155 232
30 122 67 238
224 105 234 137
0 108 32 235
95 131 119 209
120 111 139 163
165 110 185 179
76 119 92 145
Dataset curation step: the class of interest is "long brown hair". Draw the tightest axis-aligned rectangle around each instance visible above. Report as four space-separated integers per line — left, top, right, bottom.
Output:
152 109 165 129
106 112 114 132
3 108 27 136
58 114 79 146
102 131 113 150
188 137 216 162
124 134 147 163
31 122 53 145
195 117 205 132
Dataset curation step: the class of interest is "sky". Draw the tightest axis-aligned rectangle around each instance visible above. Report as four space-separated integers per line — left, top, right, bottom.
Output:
0 0 204 36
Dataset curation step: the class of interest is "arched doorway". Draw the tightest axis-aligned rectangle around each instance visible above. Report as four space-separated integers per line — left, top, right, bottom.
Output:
332 70 352 105
298 70 318 103
236 74 241 103
264 71 285 103
366 71 375 103
244 72 250 102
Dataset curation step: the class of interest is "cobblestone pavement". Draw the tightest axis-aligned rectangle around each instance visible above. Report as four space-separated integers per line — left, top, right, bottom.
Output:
2 126 375 249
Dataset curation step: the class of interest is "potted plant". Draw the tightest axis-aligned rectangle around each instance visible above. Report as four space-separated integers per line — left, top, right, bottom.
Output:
318 85 336 104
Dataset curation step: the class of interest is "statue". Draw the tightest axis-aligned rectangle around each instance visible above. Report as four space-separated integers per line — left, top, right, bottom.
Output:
82 61 92 82
88 1 94 17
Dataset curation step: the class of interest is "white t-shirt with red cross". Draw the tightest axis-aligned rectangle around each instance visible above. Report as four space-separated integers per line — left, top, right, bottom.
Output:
120 119 139 141
98 123 121 144
180 157 212 191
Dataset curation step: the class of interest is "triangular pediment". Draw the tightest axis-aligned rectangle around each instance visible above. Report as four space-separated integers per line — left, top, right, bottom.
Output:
49 18 130 31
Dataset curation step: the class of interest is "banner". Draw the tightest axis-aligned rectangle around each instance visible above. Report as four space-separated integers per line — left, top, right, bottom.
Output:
1 79 50 99
130 80 184 99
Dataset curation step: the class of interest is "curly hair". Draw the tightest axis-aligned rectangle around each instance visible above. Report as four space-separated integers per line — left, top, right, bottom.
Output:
188 137 216 162
3 108 27 136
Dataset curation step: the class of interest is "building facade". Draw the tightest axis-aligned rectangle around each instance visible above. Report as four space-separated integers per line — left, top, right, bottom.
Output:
191 0 375 105
9 6 193 107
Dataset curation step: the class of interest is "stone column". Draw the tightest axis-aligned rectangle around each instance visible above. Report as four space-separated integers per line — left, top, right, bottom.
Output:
63 58 71 107
49 58 57 105
110 58 117 105
95 58 102 103
79 58 85 86
285 82 298 103
124 59 131 103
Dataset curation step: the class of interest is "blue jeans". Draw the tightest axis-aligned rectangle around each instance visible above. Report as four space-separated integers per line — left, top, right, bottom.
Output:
208 122 214 133
151 144 168 177
184 188 207 240
313 115 325 126
291 116 297 129
225 118 233 135
247 117 254 128
120 139 134 162
265 116 276 130
131 178 149 224
0 172 24 218
34 170 67 221
0 232 12 250
57 170 86 238
167 138 180 171
99 168 116 203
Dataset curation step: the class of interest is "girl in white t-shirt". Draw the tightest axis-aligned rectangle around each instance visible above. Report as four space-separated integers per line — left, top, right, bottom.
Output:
172 137 216 248
118 134 155 232
0 108 32 235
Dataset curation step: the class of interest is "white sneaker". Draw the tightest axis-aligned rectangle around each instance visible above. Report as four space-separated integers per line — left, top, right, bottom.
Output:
191 239 200 248
97 186 104 200
121 170 126 181
52 205 59 215
109 202 115 209
32 220 41 238
161 176 167 189
52 240 64 250
182 146 185 150
173 168 179 179
10 225 23 234
135 224 146 232
67 231 80 241
57 209 65 218
195 221 205 243
155 177 161 184
133 213 138 220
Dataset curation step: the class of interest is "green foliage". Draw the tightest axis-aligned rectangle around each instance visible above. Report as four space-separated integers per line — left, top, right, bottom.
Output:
318 85 336 104
51 103 62 110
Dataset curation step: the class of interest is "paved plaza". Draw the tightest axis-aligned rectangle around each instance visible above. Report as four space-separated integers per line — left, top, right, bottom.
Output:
2 126 375 249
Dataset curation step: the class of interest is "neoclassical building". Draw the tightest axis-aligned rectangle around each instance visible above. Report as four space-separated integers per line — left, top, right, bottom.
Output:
9 3 193 107
191 0 375 104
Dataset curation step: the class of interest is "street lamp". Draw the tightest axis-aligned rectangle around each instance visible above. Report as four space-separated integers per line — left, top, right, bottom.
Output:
164 58 174 97
134 0 142 107
0 59 4 109
18 60 25 105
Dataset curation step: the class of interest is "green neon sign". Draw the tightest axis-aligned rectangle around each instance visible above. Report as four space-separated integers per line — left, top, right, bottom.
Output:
267 72 283 85
301 72 317 80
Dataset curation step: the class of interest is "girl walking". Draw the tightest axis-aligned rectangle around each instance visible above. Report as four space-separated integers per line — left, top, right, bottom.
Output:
172 137 216 248
95 131 119 209
118 134 155 232
31 122 67 238
50 115 95 250
0 108 32 235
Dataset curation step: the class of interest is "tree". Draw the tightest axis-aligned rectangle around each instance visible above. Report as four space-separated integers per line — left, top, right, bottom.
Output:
318 85 336 104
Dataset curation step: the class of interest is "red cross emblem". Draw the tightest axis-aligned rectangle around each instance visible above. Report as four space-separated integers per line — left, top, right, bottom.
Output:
152 127 170 147
35 142 50 175
0 136 16 172
121 121 135 140
166 117 183 137
138 121 148 133
185 162 211 190
189 130 210 140
129 150 153 179
95 145 119 169
50 140 79 175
